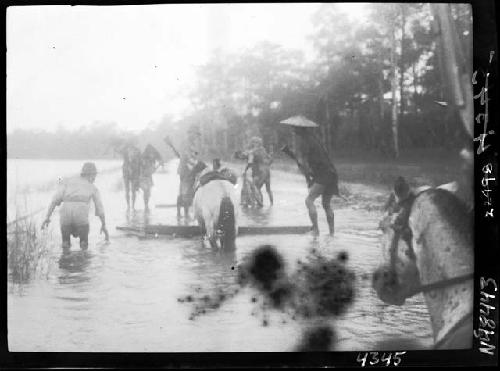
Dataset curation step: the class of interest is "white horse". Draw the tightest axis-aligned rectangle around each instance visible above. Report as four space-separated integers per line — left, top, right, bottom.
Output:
373 176 473 349
193 170 240 249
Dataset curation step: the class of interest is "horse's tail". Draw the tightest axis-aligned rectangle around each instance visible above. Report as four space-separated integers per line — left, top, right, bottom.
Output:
217 196 235 248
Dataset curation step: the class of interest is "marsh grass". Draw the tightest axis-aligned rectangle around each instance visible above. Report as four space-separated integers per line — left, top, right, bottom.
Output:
7 213 51 285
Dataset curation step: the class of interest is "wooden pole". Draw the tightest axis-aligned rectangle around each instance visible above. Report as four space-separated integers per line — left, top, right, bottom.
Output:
390 23 400 158
431 3 473 138
399 5 406 116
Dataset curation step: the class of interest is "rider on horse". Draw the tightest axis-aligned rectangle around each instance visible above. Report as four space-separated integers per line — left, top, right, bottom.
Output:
197 158 238 187
193 158 239 249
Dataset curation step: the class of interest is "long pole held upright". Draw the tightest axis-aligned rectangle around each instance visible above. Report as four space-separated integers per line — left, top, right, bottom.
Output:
431 3 473 138
163 136 181 159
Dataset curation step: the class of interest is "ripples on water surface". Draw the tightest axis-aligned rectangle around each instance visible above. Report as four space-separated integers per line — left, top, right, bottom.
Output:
7 159 433 351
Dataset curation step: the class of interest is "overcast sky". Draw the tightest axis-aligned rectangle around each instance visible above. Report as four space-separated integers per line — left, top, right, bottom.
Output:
7 3 367 134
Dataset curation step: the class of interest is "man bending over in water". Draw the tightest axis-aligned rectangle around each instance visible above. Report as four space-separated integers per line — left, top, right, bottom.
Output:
42 162 108 250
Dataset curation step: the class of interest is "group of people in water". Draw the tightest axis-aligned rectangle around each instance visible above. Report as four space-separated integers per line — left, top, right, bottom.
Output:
37 119 474 350
41 118 340 250
177 122 340 237
120 143 164 212
40 140 163 250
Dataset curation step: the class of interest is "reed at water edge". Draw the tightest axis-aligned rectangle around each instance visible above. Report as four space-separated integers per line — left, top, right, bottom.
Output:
7 201 51 284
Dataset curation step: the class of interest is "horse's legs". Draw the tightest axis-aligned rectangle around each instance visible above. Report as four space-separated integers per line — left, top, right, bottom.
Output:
197 217 206 235
321 193 335 236
203 217 218 248
305 183 324 235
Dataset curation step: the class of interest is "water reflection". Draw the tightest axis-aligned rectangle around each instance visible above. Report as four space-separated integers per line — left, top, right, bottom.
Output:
124 209 153 227
242 206 274 225
8 161 435 352
177 243 240 320
183 244 238 291
58 249 92 284
177 215 194 226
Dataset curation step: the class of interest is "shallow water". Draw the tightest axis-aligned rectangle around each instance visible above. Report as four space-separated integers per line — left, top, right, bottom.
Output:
7 159 434 351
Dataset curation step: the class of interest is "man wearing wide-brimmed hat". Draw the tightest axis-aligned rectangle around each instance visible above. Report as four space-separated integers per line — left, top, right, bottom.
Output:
280 115 339 236
42 162 108 250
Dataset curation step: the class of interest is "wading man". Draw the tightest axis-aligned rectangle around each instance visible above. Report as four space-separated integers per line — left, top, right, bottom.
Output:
41 162 109 250
280 116 339 236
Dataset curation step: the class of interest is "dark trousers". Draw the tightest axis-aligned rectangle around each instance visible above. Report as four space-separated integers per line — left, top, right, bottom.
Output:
61 223 89 250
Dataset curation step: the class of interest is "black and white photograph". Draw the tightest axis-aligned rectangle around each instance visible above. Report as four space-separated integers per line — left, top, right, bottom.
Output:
3 1 498 367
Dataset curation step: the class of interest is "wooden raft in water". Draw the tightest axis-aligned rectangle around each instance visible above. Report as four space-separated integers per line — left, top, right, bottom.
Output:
116 224 311 237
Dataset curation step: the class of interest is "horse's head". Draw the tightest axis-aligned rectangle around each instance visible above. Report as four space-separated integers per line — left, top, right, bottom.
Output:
375 176 474 347
373 177 421 306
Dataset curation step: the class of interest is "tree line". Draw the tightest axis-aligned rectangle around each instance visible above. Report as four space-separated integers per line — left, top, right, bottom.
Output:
184 3 472 159
7 3 472 161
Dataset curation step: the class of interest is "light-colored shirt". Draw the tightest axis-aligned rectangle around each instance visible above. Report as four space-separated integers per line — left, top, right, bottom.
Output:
49 176 105 226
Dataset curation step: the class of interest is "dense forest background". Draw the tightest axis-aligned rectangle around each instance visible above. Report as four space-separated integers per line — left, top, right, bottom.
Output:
7 3 472 161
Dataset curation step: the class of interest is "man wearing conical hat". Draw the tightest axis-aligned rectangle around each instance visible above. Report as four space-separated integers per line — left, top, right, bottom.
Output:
42 162 108 250
280 116 339 236
295 126 338 236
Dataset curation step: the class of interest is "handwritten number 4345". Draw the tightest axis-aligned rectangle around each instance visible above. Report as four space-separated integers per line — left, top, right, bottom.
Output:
356 352 407 367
